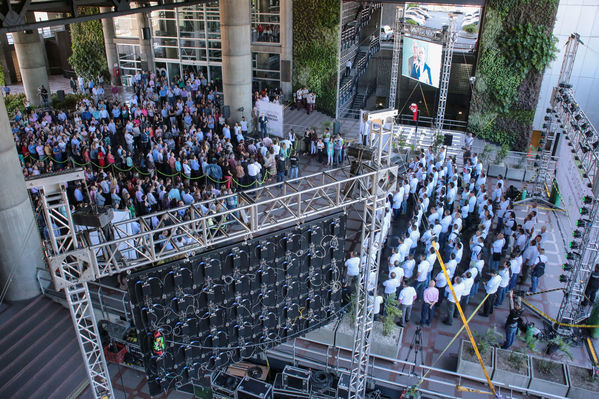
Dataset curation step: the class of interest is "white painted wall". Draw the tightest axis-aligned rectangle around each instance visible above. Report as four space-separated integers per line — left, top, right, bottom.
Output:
534 0 599 131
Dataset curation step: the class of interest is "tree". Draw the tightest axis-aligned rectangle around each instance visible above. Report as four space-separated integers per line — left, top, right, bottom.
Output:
69 7 107 80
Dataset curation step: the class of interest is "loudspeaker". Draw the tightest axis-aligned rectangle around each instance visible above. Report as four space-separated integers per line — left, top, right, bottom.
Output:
443 133 453 146
57 89 65 102
223 105 230 119
142 27 151 40
281 60 291 83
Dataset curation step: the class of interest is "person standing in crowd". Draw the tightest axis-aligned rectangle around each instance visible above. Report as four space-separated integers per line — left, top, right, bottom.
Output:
420 280 438 326
481 270 501 317
398 280 417 327
258 113 268 138
501 292 523 349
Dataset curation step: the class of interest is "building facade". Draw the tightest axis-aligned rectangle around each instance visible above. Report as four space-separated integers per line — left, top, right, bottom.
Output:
111 1 293 98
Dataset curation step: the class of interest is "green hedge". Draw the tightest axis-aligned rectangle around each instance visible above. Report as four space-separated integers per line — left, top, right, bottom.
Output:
468 0 558 151
292 0 340 116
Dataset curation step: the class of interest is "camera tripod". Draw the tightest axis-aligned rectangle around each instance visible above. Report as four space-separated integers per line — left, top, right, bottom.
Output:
402 326 423 376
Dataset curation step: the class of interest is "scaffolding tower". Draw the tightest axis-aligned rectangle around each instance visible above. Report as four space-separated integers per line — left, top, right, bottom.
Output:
348 109 398 398
388 6 403 108
554 87 599 332
434 15 457 138
527 107 559 202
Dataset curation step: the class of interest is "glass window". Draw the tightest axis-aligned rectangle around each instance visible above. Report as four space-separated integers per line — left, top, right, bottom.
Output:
252 53 280 71
251 0 280 43
117 44 142 77
114 14 138 38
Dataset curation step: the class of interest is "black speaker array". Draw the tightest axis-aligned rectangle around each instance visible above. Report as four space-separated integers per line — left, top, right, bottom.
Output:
127 214 346 395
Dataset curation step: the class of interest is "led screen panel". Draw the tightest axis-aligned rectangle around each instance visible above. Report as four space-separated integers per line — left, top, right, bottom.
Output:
401 36 443 88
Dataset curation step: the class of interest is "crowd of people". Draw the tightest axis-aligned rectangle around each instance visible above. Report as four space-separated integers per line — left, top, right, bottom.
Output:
9 71 345 229
344 145 549 349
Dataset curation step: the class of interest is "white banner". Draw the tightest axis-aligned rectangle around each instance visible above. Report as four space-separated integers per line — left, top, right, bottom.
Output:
257 100 284 138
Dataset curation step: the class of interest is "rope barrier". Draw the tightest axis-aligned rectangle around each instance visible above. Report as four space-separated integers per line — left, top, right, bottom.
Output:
19 137 303 187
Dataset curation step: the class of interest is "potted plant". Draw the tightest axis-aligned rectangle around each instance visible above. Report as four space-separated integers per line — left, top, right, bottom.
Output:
488 145 508 178
457 326 501 379
493 348 531 388
372 295 403 358
566 363 599 398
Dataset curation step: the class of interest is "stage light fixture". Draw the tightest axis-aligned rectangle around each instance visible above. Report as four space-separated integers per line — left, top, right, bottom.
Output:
581 145 590 153
569 241 579 249
578 164 585 170
544 115 552 121
580 123 589 130
546 108 554 114
572 230 582 238
574 155 580 161
562 263 574 272
583 195 593 204
566 251 580 259
559 274 569 283
576 218 590 227
580 206 590 215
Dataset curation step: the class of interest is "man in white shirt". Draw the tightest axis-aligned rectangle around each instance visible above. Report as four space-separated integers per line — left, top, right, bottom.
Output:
435 270 448 305
529 249 547 294
393 186 404 219
408 224 420 255
345 251 360 286
398 236 410 263
507 252 522 291
383 272 401 296
482 270 502 316
490 233 506 272
521 240 540 283
443 276 464 325
495 263 511 306
369 294 384 321
389 261 404 284
397 280 417 326
247 160 262 188
388 248 401 270
444 253 458 279
414 255 430 299
402 254 416 279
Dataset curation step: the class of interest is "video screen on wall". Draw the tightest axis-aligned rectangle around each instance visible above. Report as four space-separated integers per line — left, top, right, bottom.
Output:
402 37 443 88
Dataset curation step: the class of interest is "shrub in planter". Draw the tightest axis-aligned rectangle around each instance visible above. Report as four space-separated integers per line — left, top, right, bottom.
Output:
529 357 569 397
457 327 501 379
567 364 599 398
493 348 531 388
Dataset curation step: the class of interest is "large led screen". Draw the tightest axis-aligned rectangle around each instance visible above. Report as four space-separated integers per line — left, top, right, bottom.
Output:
402 36 443 88
127 213 346 395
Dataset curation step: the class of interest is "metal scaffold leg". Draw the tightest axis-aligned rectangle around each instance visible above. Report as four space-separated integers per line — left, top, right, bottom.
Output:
434 16 457 138
65 282 114 399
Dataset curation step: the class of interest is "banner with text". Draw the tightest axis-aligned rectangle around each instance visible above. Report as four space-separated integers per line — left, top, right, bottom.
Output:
257 101 284 138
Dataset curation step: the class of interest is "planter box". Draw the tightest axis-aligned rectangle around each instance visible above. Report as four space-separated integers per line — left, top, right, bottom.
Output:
524 168 537 182
457 340 494 380
487 164 506 178
566 364 599 398
529 356 569 397
505 167 525 182
303 314 403 358
492 348 531 389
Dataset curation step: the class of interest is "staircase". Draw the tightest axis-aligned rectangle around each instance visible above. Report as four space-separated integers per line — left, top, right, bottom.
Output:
0 296 88 399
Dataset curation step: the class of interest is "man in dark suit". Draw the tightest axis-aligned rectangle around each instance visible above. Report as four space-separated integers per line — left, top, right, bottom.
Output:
258 113 268 138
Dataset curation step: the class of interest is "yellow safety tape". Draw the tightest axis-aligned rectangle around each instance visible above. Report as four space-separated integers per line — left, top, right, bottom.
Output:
434 246 498 397
520 298 599 328
457 385 492 394
417 294 489 387
523 287 564 297
587 337 598 365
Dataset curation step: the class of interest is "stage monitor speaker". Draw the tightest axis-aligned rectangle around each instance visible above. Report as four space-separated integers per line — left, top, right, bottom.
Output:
223 105 230 119
443 133 453 147
282 366 311 392
56 89 65 102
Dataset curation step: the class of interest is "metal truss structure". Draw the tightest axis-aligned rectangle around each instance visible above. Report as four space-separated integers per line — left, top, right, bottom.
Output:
387 6 403 108
434 15 457 138
558 33 582 86
348 109 397 398
0 0 210 33
527 107 559 202
553 87 599 331
27 110 399 399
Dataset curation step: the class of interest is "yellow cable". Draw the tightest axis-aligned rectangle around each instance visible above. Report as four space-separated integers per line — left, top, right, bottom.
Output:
520 297 599 328
434 246 497 397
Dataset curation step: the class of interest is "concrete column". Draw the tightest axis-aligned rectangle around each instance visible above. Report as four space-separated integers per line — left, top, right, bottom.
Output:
0 95 44 301
100 8 119 85
220 0 253 125
280 0 293 98
136 12 154 71
13 29 49 106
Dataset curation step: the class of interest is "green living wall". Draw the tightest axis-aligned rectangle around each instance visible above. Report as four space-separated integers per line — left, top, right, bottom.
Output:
468 0 559 151
69 7 108 81
292 0 340 116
